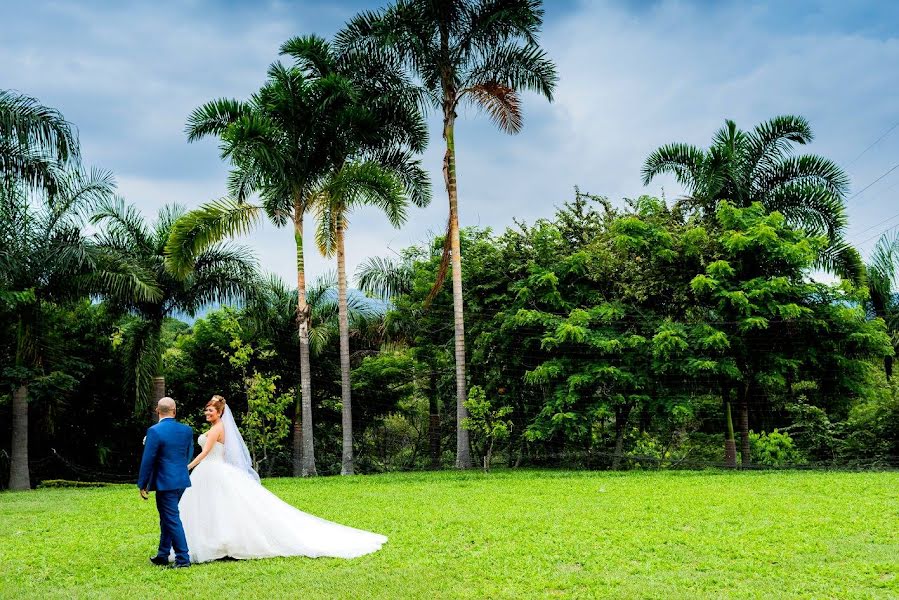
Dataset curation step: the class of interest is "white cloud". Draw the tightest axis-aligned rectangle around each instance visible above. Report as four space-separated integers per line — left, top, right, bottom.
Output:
4 0 898 288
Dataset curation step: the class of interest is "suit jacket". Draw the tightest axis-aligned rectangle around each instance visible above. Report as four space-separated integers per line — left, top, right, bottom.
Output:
137 417 194 491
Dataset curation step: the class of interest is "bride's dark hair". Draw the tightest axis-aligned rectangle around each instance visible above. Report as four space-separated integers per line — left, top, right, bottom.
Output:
206 395 226 415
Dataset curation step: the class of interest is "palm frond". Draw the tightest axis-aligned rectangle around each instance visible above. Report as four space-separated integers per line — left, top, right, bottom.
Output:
815 239 866 287
355 255 414 300
463 82 522 134
90 195 152 252
746 114 813 177
764 182 848 239
185 98 246 142
165 198 263 277
756 154 849 202
464 42 558 102
641 143 705 191
0 89 80 166
868 230 899 308
280 34 336 78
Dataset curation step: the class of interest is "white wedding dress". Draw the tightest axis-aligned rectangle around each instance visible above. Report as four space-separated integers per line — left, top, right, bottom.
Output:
177 432 387 563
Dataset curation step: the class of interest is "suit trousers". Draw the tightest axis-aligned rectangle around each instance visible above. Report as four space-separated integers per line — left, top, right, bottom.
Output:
155 488 190 565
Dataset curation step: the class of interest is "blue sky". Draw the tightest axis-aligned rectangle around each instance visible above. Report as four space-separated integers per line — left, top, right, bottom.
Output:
4 0 898 286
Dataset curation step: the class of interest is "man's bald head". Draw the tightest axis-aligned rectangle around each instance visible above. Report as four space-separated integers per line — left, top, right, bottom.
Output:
157 397 176 416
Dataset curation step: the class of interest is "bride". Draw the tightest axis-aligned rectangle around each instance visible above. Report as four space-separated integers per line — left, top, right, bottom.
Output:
177 395 387 564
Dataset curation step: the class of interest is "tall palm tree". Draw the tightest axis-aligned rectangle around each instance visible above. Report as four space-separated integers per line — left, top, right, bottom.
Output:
242 272 376 472
642 115 863 282
281 34 431 475
337 0 558 468
0 169 156 490
92 198 257 413
314 164 409 475
168 61 378 476
866 231 899 379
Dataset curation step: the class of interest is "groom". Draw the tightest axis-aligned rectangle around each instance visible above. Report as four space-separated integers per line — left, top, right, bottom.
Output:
137 397 194 568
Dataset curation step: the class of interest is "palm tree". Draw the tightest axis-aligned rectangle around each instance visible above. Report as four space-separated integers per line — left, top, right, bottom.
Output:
337 0 558 468
0 168 158 490
168 61 381 476
642 115 863 282
866 231 899 379
242 272 376 472
0 90 79 198
281 34 431 475
92 198 257 413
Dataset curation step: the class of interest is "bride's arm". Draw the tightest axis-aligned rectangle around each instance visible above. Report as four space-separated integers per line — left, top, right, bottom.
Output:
188 425 223 470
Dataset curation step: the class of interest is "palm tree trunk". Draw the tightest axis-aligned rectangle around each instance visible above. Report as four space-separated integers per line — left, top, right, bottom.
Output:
9 385 30 490
336 223 354 475
291 417 302 476
429 366 440 468
444 110 471 470
294 206 316 477
151 376 165 422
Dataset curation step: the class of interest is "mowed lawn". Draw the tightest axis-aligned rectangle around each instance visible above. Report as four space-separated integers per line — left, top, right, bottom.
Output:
1 470 896 599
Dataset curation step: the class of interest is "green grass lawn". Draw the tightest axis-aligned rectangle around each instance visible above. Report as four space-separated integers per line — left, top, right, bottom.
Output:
1 469 897 599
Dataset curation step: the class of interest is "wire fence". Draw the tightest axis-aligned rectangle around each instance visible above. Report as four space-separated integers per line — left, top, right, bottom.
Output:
13 443 897 490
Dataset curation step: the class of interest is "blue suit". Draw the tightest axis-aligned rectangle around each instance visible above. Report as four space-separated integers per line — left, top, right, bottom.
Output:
138 417 194 565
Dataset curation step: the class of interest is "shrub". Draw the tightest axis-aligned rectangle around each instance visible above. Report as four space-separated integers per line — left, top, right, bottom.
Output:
37 479 112 488
749 430 805 466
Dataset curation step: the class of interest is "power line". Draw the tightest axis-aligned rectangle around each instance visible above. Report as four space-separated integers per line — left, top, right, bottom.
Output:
847 121 899 167
848 162 899 202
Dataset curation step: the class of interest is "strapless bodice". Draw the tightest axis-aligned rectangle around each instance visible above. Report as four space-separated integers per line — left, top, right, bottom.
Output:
197 433 225 462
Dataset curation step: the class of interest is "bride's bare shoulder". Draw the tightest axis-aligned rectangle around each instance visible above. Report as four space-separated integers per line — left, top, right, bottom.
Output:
208 422 225 441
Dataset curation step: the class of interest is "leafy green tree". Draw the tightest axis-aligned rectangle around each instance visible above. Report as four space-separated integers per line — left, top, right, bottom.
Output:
281 34 431 475
339 0 558 468
462 385 512 471
688 201 892 465
92 199 257 413
642 116 862 282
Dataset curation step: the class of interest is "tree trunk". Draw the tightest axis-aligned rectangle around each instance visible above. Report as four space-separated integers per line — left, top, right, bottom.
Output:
724 400 737 468
336 223 354 475
294 207 316 476
611 404 632 471
885 354 893 381
428 367 440 468
291 417 302 476
740 383 751 467
443 110 471 470
151 376 166 423
9 385 30 491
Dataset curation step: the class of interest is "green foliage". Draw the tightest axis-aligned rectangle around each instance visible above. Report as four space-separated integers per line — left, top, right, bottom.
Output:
36 479 111 488
462 386 513 471
242 372 293 475
839 376 899 463
749 430 805 466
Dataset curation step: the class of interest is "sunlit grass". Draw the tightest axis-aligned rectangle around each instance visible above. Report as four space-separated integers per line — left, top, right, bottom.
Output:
1 469 896 599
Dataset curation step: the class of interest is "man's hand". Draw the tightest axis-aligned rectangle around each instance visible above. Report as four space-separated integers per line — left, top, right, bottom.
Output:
140 489 149 500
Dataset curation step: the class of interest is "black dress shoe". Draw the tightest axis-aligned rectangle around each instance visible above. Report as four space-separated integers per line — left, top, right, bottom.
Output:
169 562 191 569
149 556 169 566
